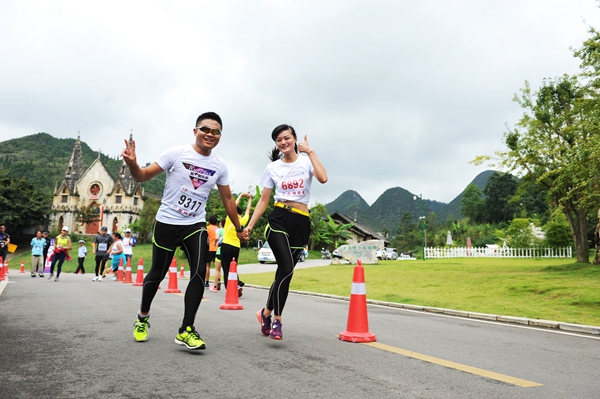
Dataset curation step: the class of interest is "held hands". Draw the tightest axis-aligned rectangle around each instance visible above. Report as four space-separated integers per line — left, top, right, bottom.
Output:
236 229 249 242
297 135 313 155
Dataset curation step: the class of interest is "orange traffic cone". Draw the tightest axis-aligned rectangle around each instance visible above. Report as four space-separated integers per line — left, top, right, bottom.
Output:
0 257 4 281
220 258 243 310
179 263 185 278
339 260 376 343
116 258 124 281
123 257 133 283
133 258 144 286
19 260 25 273
164 258 181 293
5 259 8 274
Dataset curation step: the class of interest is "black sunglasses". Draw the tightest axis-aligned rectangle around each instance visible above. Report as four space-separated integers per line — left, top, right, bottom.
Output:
195 126 222 136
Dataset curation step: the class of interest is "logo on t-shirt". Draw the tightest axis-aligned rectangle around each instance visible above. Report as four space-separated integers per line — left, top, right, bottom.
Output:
183 163 216 189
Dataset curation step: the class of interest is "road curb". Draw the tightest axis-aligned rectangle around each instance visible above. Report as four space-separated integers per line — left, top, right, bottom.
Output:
246 284 600 337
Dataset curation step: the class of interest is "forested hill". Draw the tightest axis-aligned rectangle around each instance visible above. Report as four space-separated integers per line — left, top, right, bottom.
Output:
0 133 165 196
325 170 496 235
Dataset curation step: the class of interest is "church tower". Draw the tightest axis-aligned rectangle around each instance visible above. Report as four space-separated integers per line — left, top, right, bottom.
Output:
61 132 85 195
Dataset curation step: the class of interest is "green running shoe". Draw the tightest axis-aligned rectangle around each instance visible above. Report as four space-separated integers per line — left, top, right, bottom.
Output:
175 326 206 350
133 317 150 342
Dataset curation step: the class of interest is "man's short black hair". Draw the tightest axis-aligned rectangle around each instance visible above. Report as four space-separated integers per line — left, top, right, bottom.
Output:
196 112 222 129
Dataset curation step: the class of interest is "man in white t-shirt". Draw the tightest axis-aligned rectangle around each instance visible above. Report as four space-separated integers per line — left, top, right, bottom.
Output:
122 228 136 265
121 111 247 350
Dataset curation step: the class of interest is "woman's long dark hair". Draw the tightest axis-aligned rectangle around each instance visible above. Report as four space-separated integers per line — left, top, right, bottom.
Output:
269 124 297 162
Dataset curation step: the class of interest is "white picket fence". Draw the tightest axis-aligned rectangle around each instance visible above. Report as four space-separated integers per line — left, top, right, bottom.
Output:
424 246 572 259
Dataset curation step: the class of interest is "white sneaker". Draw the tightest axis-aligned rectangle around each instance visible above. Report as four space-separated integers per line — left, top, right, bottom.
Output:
98 276 103 282
92 276 98 282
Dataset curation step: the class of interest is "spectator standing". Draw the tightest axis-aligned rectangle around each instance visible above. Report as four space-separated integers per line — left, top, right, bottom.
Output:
75 240 87 274
122 228 136 265
30 230 46 277
41 231 51 276
93 226 114 282
0 224 10 263
110 232 125 281
48 227 73 282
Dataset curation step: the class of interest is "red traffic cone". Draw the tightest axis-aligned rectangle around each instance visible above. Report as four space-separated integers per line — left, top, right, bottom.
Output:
164 258 181 293
179 263 185 278
19 260 25 273
339 260 376 343
220 258 243 310
122 257 133 283
0 257 4 281
133 258 144 286
116 258 124 281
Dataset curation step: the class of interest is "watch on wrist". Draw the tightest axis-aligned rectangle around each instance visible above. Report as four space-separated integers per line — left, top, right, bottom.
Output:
235 225 244 233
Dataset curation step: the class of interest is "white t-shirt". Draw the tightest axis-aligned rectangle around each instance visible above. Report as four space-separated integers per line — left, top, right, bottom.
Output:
122 236 135 255
155 145 230 225
259 155 314 204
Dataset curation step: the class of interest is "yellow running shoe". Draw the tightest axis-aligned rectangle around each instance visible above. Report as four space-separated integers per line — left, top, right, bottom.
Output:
175 326 206 350
133 317 150 342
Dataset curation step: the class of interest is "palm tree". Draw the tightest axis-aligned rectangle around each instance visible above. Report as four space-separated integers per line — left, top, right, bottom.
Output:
325 215 354 249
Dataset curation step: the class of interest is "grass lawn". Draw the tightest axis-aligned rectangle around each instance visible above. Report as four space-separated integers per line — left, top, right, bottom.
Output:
242 257 600 327
7 245 600 326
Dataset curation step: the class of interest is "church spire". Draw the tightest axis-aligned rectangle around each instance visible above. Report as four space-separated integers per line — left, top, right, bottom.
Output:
118 130 140 196
63 133 85 194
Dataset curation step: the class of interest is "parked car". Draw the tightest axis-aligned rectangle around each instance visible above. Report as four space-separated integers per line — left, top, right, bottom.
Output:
257 241 276 263
258 242 307 263
376 249 387 260
385 247 399 260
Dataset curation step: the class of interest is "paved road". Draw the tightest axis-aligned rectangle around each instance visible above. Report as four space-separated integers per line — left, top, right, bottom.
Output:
1 265 599 398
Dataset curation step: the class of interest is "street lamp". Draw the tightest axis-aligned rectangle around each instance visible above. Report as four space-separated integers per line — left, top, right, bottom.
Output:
413 194 426 261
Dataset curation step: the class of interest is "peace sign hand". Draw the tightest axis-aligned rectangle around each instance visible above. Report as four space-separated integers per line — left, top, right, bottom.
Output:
297 135 313 155
121 139 138 166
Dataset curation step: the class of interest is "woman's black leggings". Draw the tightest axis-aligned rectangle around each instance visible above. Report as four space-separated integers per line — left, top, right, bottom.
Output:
141 227 208 328
265 230 304 316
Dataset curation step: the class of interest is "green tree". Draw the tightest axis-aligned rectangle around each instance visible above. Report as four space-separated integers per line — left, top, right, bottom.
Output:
482 172 519 224
474 75 598 262
325 215 353 249
544 221 573 249
75 204 100 225
461 184 485 222
309 203 329 250
129 197 160 243
0 170 52 232
506 218 536 248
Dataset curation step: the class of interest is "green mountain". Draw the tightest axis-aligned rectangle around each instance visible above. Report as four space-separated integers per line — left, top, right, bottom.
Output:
325 170 497 235
324 190 370 220
0 133 165 196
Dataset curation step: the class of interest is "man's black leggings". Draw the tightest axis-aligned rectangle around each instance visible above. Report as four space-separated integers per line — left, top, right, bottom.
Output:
140 221 208 329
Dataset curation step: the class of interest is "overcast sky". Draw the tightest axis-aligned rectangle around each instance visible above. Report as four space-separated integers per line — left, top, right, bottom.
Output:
1 1 599 206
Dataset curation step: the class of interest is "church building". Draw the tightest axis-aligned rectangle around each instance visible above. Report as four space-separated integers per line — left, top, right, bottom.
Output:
50 134 145 235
